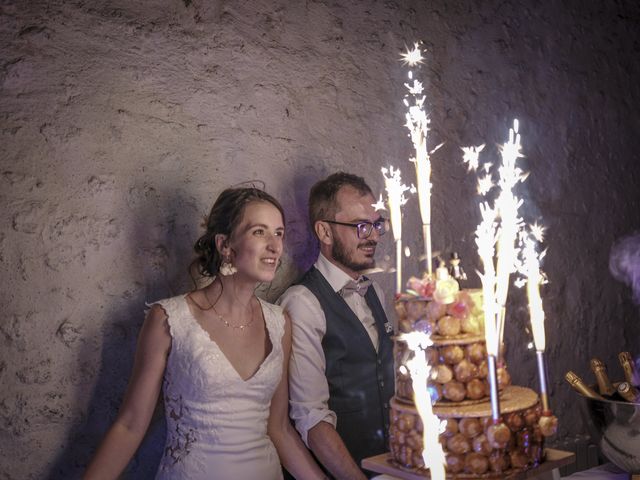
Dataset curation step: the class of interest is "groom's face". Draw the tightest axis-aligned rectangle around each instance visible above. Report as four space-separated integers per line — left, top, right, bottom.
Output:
329 186 381 276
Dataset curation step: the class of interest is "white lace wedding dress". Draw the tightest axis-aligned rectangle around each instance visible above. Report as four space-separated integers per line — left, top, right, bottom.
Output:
153 294 285 480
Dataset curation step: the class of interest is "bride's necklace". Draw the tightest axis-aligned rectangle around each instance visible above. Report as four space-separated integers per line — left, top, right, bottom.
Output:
205 288 255 332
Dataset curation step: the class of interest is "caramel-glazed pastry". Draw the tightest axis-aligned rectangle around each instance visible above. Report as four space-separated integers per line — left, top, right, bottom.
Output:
389 289 553 477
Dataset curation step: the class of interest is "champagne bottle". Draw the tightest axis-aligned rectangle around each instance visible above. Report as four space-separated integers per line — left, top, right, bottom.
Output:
590 358 616 396
565 371 605 400
619 352 639 386
617 382 640 403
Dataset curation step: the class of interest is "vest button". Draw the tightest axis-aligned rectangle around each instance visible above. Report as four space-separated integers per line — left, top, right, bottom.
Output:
379 380 384 387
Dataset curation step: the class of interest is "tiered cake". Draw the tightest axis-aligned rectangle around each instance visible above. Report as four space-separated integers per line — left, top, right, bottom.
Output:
388 270 547 476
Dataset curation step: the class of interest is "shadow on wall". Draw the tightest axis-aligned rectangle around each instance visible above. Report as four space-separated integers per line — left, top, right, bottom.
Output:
286 168 329 269
256 167 327 302
45 300 166 479
46 189 200 479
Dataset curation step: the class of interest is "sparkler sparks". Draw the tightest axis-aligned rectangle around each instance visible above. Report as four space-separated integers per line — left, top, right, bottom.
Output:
372 195 387 212
477 174 494 196
400 42 425 66
530 222 546 243
461 144 485 172
405 79 424 95
401 331 447 479
382 166 412 294
472 120 529 422
520 229 552 414
475 201 500 357
493 120 528 359
470 121 529 346
382 166 411 238
521 233 546 351
402 43 438 275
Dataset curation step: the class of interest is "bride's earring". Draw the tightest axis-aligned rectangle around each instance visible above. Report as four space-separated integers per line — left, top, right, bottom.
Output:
219 255 237 276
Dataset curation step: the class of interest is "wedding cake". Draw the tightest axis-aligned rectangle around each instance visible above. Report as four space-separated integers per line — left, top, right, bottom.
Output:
388 266 549 476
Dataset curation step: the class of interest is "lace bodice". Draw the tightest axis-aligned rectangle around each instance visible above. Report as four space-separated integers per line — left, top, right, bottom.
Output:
153 294 285 480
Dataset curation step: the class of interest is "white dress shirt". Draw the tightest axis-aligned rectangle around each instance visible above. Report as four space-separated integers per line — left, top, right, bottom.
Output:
277 253 386 446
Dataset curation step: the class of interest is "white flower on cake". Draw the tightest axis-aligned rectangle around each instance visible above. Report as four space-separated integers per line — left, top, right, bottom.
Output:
432 262 460 305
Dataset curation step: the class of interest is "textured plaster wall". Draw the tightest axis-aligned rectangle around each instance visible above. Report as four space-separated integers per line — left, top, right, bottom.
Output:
1 1 639 478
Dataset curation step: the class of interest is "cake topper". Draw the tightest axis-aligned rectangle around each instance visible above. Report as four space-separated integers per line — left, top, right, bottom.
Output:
448 251 467 282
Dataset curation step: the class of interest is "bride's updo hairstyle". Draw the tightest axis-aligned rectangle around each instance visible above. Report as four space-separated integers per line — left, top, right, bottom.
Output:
191 186 285 279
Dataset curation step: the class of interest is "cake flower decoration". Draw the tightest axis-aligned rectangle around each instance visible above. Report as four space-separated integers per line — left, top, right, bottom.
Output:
432 258 460 304
406 274 436 298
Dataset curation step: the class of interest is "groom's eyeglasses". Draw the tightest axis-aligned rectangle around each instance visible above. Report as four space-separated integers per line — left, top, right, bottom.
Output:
323 218 388 239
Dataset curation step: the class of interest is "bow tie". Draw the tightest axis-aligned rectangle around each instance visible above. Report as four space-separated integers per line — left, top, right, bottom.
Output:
340 276 372 297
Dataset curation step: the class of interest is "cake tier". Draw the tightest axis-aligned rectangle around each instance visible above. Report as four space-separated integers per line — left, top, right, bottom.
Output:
389 386 544 476
394 289 511 404
395 289 485 336
395 336 511 405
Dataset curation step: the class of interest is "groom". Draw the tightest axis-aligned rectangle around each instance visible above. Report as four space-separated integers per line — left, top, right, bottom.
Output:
279 172 394 479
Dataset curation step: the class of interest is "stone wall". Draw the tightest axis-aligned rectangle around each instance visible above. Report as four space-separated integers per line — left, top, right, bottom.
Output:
1 0 639 478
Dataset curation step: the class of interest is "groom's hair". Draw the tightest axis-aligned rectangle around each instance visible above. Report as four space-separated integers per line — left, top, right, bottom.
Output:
308 172 372 238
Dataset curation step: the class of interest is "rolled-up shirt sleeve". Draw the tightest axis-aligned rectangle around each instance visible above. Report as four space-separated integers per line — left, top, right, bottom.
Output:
278 285 337 446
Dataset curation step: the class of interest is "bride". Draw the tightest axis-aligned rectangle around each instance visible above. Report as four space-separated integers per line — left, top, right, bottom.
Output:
84 187 326 480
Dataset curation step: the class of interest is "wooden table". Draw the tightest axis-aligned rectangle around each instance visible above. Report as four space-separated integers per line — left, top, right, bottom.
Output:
362 448 575 480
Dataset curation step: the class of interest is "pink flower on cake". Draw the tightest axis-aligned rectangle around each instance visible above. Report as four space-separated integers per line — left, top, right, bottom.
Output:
446 291 472 319
406 275 436 298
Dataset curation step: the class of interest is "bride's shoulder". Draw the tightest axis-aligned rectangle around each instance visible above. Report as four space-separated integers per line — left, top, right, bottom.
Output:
146 293 188 312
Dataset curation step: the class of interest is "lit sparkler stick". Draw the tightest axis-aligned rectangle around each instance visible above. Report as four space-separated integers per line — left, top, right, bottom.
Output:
382 166 412 295
475 201 502 422
401 43 443 276
522 234 550 413
400 331 446 480
519 230 559 436
494 120 526 362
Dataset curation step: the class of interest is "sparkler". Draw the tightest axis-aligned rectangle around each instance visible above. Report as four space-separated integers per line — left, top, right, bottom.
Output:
470 122 556 439
474 201 502 422
470 120 527 420
402 43 443 276
467 122 527 360
494 120 526 363
400 331 446 480
522 232 551 413
382 166 412 295
519 229 559 436
496 119 527 364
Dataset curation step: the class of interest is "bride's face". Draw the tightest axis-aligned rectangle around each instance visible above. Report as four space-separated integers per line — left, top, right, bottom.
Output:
227 201 285 283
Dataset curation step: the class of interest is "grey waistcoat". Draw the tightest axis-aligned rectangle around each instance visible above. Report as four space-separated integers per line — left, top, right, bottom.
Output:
298 266 394 469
